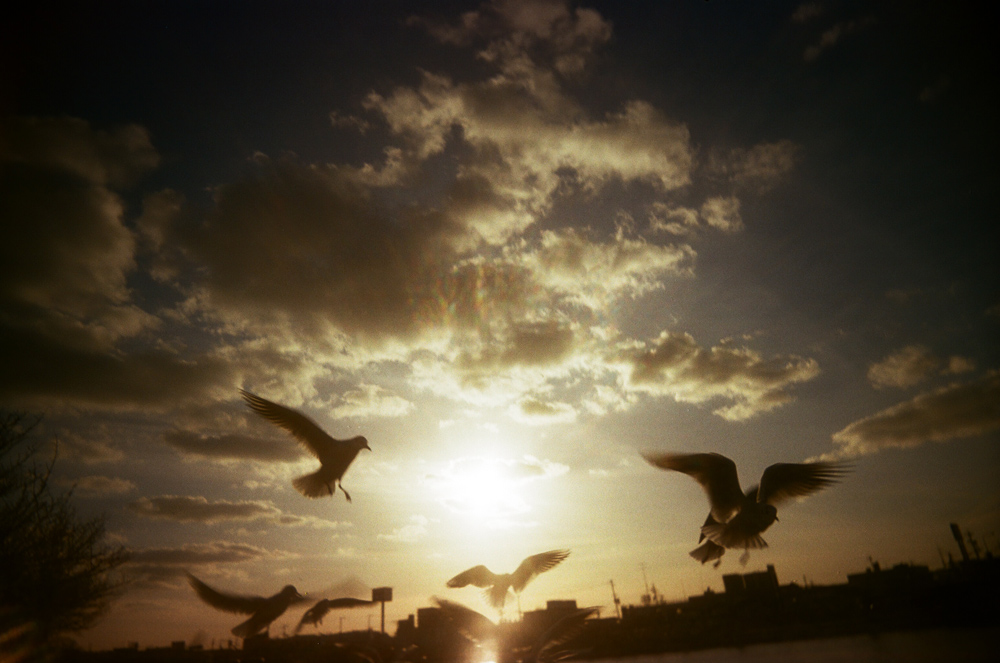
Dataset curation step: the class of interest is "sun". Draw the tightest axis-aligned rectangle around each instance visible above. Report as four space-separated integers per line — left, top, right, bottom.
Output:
428 457 532 522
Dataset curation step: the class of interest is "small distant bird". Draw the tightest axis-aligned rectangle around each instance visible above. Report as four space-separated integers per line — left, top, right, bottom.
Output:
447 549 570 611
434 597 597 663
241 389 370 501
294 597 373 634
187 573 307 639
644 452 850 565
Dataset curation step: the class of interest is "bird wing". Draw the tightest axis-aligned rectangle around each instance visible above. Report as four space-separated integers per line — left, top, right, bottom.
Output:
757 461 851 506
447 565 499 589
187 574 264 615
433 598 498 646
534 607 599 663
324 597 374 609
241 390 330 459
643 452 744 523
510 549 570 593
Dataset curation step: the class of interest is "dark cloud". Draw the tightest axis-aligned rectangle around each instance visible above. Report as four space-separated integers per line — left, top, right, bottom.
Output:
128 496 281 524
830 372 1000 458
164 429 305 463
0 325 236 410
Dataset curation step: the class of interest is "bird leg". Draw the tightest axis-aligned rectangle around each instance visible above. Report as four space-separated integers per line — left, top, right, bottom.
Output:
739 549 751 566
339 481 352 502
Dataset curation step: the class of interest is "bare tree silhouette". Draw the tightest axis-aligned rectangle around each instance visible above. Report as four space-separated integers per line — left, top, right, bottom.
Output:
1 411 130 660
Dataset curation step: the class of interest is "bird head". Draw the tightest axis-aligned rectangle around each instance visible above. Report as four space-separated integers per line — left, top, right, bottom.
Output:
354 436 371 451
280 585 305 602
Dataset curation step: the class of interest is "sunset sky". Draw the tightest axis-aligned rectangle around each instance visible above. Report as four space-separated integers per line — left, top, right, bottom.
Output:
2 0 997 650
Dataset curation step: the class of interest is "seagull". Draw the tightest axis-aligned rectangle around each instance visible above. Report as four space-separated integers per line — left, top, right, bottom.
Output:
186 573 307 639
294 597 373 634
643 452 850 565
447 549 570 612
241 389 370 501
434 597 597 663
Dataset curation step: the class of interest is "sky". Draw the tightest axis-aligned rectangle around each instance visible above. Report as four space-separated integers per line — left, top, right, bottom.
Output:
2 0 998 651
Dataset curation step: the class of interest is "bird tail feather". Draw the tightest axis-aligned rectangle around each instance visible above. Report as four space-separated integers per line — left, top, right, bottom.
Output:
689 540 725 565
293 470 330 498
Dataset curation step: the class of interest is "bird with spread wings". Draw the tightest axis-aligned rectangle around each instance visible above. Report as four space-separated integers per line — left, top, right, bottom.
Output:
187 573 308 639
294 597 374 634
241 389 370 501
644 452 850 566
447 549 570 613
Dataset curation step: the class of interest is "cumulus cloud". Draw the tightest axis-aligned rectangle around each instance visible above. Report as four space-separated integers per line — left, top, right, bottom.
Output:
829 372 1000 458
523 229 695 308
621 331 820 420
164 429 305 462
868 345 940 389
408 0 613 76
699 197 743 233
128 495 282 524
510 395 577 424
330 384 414 418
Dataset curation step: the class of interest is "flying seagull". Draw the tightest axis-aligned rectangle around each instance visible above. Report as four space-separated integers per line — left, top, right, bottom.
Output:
644 452 850 565
447 549 570 611
241 389 370 501
187 573 307 639
434 597 597 663
294 597 374 634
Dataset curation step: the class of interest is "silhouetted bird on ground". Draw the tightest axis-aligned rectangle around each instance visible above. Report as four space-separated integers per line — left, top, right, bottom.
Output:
186 573 307 638
644 452 850 565
447 549 570 611
241 389 370 501
294 597 374 634
434 597 597 663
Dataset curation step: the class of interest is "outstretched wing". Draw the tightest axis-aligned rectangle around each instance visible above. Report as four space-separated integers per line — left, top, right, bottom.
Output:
433 597 498 646
447 565 498 589
510 549 570 593
187 574 263 615
295 598 372 633
241 390 331 459
757 461 851 506
643 452 744 523
534 606 599 663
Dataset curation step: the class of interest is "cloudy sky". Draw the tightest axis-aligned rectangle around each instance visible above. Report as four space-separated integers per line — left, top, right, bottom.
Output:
3 0 997 650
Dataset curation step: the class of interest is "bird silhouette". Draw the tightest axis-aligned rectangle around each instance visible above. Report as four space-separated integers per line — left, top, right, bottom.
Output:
241 389 370 501
294 597 373 634
186 573 307 639
434 597 597 663
644 452 850 565
447 549 570 611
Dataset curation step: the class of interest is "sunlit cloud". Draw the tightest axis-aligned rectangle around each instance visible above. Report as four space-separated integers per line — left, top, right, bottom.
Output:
330 384 414 418
868 345 940 389
620 331 820 420
378 515 431 543
828 372 1000 458
699 196 743 233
